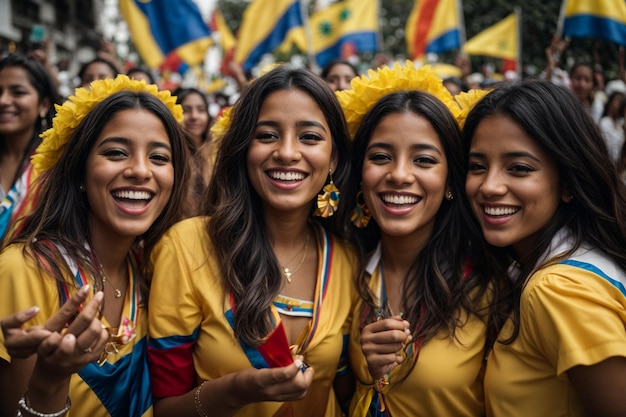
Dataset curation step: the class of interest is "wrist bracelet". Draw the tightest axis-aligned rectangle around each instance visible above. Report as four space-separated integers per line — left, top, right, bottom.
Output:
18 395 71 417
194 381 209 417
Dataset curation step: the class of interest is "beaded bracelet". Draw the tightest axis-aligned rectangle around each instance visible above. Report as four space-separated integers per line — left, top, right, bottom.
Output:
194 381 209 417
18 395 71 417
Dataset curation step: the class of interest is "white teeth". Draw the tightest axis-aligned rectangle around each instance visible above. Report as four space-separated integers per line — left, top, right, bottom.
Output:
381 194 418 205
484 206 517 216
268 171 305 181
113 190 152 200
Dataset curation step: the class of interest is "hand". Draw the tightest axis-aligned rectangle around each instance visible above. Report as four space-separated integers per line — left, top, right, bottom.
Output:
236 357 314 404
1 285 92 359
32 291 109 381
360 316 411 380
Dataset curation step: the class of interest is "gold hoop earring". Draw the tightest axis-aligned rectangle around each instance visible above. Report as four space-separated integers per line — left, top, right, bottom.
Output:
351 190 371 228
314 170 340 218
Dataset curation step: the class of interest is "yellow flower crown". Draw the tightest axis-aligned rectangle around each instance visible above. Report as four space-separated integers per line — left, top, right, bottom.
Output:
32 75 184 173
336 60 463 137
454 88 489 128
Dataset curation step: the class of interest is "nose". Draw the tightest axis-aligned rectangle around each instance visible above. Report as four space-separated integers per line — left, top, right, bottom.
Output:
273 134 300 163
337 79 351 91
124 156 153 181
387 159 413 185
478 168 507 197
0 90 10 105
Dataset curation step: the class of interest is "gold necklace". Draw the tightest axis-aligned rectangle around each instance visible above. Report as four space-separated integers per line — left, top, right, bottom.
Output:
99 263 126 298
281 231 311 283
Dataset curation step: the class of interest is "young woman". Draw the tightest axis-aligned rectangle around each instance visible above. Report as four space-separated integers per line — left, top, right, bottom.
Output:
174 87 213 216
320 59 358 92
147 66 356 417
464 80 626 417
0 75 190 417
0 54 60 240
337 62 491 417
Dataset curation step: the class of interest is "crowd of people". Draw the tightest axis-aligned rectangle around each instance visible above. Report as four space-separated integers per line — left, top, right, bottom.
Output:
0 33 625 417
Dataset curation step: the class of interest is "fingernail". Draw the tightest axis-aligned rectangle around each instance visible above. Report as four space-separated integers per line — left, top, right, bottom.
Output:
294 359 303 369
27 306 40 315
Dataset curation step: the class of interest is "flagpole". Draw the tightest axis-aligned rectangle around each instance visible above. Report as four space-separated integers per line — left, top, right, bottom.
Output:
457 0 467 46
301 0 318 71
515 6 522 79
555 0 567 38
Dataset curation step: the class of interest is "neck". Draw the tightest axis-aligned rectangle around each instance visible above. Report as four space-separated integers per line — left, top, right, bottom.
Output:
380 231 430 278
264 208 312 249
1 128 35 158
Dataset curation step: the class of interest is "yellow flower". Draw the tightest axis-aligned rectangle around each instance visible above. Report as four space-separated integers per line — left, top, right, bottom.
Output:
32 75 183 173
336 60 462 137
454 88 489 128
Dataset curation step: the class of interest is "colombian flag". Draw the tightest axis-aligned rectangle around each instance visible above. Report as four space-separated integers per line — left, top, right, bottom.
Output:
235 0 304 71
119 0 212 69
562 0 626 46
406 0 463 60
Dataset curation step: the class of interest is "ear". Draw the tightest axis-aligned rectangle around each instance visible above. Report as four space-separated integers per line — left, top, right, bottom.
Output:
330 149 338 174
38 97 51 116
561 186 573 203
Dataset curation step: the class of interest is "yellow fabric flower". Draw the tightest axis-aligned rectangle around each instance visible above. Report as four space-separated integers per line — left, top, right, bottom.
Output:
32 75 183 173
454 88 489 128
336 60 462 137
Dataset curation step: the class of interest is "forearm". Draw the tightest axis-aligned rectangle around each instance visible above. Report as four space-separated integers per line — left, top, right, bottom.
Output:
0 357 34 417
24 364 71 415
154 373 246 417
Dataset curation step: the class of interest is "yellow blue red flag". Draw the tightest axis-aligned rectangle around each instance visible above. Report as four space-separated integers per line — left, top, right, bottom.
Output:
406 0 462 59
119 0 212 68
562 0 626 46
235 0 304 71
305 0 378 67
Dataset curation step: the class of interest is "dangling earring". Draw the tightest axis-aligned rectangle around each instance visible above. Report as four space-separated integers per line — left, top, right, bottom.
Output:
446 191 454 200
314 170 340 218
351 190 371 228
39 111 48 130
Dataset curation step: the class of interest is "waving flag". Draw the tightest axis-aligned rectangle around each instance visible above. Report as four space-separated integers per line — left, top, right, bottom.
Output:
313 0 378 67
235 0 304 71
462 12 518 61
560 0 626 46
406 0 463 59
119 0 212 68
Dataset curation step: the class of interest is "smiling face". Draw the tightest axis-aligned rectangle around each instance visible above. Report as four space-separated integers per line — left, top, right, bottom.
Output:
0 66 48 140
180 91 209 145
465 115 564 258
246 88 336 217
85 108 174 246
362 111 448 240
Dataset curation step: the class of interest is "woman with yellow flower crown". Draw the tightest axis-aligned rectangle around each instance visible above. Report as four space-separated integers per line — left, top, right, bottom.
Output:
0 75 190 417
146 65 357 417
335 61 493 416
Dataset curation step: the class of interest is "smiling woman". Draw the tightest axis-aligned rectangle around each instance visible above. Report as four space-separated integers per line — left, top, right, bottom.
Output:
0 75 190 417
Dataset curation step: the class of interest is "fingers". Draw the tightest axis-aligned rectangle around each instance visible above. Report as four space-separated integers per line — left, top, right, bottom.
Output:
44 285 92 332
1 306 40 332
64 291 103 336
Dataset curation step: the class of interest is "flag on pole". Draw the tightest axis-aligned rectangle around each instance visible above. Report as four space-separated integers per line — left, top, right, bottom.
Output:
234 0 304 71
209 8 236 54
405 0 463 60
561 0 626 46
283 0 378 67
119 0 212 68
462 12 518 61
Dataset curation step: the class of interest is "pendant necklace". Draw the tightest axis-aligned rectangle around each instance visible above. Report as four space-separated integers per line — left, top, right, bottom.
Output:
281 231 311 283
99 262 126 298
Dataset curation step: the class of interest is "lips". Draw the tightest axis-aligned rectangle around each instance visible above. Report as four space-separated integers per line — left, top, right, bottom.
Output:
266 170 307 182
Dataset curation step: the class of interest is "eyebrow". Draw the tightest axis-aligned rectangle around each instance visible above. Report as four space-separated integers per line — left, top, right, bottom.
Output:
97 136 172 152
469 150 541 162
367 141 443 155
256 120 328 132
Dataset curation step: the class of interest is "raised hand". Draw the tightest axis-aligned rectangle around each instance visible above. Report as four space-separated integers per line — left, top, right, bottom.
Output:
360 316 411 380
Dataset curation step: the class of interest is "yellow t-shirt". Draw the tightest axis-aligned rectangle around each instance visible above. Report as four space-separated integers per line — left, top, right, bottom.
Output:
0 243 153 417
485 247 626 417
147 217 358 417
349 244 486 417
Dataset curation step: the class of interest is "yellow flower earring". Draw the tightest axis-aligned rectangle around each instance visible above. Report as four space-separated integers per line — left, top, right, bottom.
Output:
314 170 340 218
351 189 371 228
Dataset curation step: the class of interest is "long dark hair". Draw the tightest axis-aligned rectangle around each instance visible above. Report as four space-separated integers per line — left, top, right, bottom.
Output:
14 90 190 302
0 54 60 186
339 90 489 370
463 80 626 344
203 66 351 347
